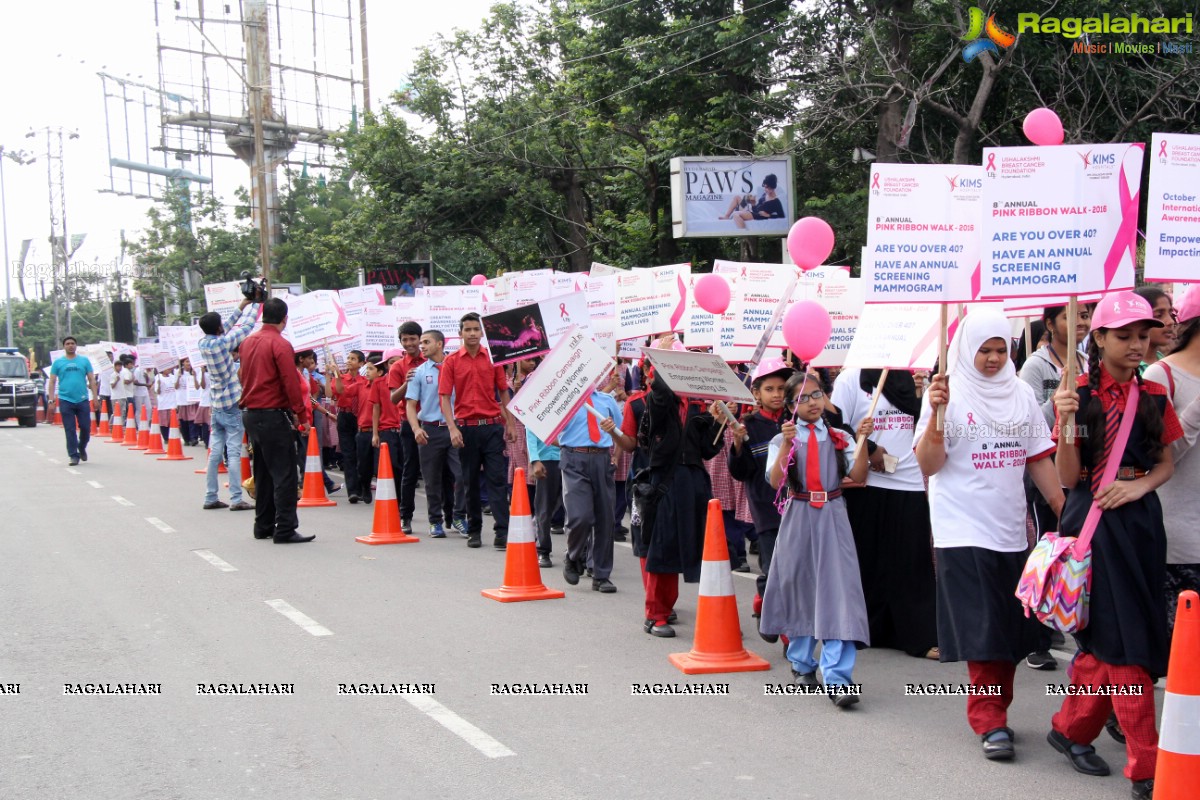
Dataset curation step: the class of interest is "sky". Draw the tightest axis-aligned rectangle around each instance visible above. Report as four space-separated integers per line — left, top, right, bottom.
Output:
0 0 501 291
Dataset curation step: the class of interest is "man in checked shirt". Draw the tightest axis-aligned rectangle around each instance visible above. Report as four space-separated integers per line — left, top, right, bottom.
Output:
197 294 259 511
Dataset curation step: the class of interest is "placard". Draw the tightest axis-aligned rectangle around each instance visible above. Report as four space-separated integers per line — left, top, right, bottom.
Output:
799 276 865 368
1145 132 1200 282
506 326 615 444
615 263 690 340
585 275 617 355
417 286 484 353
981 143 1142 299
282 290 352 350
204 281 245 314
639 347 755 404
359 305 400 351
865 163 982 302
78 344 114 374
482 293 590 366
842 303 949 370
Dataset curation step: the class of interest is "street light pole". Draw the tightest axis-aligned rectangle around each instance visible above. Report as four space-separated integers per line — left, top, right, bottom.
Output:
1 150 13 348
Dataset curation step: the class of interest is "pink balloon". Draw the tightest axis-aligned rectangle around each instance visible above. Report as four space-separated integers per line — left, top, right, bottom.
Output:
470 274 487 286
694 273 731 315
786 217 836 270
1023 107 1064 146
782 300 832 362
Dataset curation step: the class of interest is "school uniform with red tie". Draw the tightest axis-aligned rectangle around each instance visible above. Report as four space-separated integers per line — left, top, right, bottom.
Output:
557 391 627 593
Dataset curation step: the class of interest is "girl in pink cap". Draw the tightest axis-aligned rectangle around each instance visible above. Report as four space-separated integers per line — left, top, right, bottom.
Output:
1049 290 1185 800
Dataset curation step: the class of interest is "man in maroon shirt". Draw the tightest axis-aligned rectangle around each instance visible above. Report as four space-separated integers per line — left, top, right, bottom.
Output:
238 298 313 544
439 312 517 549
329 350 366 501
388 320 425 534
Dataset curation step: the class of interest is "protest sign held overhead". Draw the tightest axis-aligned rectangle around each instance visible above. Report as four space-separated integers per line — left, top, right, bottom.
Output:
482 293 589 366
865 164 983 303
981 143 1142 299
507 326 615 444
639 346 755 405
615 263 690 341
282 290 352 351
1145 132 1200 282
843 303 951 371
204 281 245 314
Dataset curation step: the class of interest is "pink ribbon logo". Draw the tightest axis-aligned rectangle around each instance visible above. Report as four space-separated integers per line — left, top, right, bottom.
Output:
985 153 997 172
871 173 881 189
966 412 977 426
1159 141 1169 159
559 303 569 320
1102 144 1143 289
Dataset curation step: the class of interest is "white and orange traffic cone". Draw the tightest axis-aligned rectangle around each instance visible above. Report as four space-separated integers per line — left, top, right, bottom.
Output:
297 428 336 508
226 431 250 488
1155 590 1200 799
195 446 229 474
122 406 139 447
97 406 110 436
144 409 166 456
669 499 771 675
157 409 193 461
107 405 125 443
482 469 565 602
131 406 150 451
52 405 62 426
355 442 415 543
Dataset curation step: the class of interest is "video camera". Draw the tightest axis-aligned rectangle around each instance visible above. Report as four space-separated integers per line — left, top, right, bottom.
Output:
239 271 268 303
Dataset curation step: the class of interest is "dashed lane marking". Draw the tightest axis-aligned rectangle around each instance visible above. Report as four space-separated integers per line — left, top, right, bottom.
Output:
193 549 237 572
145 517 175 533
87 480 103 489
403 694 516 759
112 495 135 507
264 599 333 637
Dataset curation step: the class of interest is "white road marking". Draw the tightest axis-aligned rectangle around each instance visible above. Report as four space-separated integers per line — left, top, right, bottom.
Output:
111 495 135 507
264 599 333 637
65 468 81 475
86 480 103 489
25 445 34 449
403 694 515 759
145 517 176 533
193 549 237 572
47 458 60 465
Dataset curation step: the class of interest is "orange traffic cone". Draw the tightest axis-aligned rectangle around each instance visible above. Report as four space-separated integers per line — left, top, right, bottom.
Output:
53 405 62 426
239 431 251 477
297 429 336 508
482 469 565 602
107 405 125 443
157 409 193 461
97 407 110 435
131 406 150 451
122 406 139 446
144 409 166 455
355 443 415 543
669 499 770 675
195 447 229 474
1156 590 1200 799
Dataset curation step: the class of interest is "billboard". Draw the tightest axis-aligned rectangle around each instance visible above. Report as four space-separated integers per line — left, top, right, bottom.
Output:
364 262 433 298
670 156 794 238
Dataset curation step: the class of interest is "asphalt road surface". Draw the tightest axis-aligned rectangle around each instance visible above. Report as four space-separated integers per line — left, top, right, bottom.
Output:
0 421 1161 800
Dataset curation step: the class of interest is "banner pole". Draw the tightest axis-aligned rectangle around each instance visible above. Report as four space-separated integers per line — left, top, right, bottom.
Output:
936 304 948 432
1024 317 1034 361
1064 296 1079 445
856 368 890 451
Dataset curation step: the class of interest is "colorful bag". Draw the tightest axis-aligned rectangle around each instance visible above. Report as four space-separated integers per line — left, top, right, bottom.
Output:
1015 382 1139 634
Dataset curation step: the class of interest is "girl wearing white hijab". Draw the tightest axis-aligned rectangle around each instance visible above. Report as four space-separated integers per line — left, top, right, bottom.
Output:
914 309 1065 763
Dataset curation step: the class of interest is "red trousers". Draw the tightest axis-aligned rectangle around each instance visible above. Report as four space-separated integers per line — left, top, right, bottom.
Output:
1051 652 1157 781
640 558 678 624
966 660 1016 734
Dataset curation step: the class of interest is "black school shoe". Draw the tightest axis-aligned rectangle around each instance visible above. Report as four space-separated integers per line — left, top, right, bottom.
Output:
1047 729 1110 776
1131 779 1153 800
982 727 1015 761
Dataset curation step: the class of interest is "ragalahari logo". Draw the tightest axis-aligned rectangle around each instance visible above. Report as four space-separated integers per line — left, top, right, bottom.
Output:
961 7 1016 62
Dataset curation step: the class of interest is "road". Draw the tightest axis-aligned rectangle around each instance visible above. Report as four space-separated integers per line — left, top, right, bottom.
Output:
0 421 1159 800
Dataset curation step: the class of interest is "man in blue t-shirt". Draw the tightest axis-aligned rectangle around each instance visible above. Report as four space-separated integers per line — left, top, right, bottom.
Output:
47 336 99 466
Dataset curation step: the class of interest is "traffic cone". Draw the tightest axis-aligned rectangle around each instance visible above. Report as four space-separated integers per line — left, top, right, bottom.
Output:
239 431 251 478
195 446 229 474
669 499 770 675
157 409 193 461
355 443 414 543
107 406 125 443
482 469 565 602
97 407 110 435
1155 590 1200 799
144 409 166 456
131 406 150 451
297 429 336 508
53 406 62 426
122 407 139 447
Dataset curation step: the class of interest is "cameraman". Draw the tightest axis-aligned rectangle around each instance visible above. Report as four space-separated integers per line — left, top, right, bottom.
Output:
239 297 313 544
198 293 259 511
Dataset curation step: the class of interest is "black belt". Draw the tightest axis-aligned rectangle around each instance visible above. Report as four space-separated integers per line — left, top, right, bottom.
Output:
455 416 503 427
422 420 449 427
789 489 842 503
566 446 609 455
245 407 290 412
1079 467 1148 481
